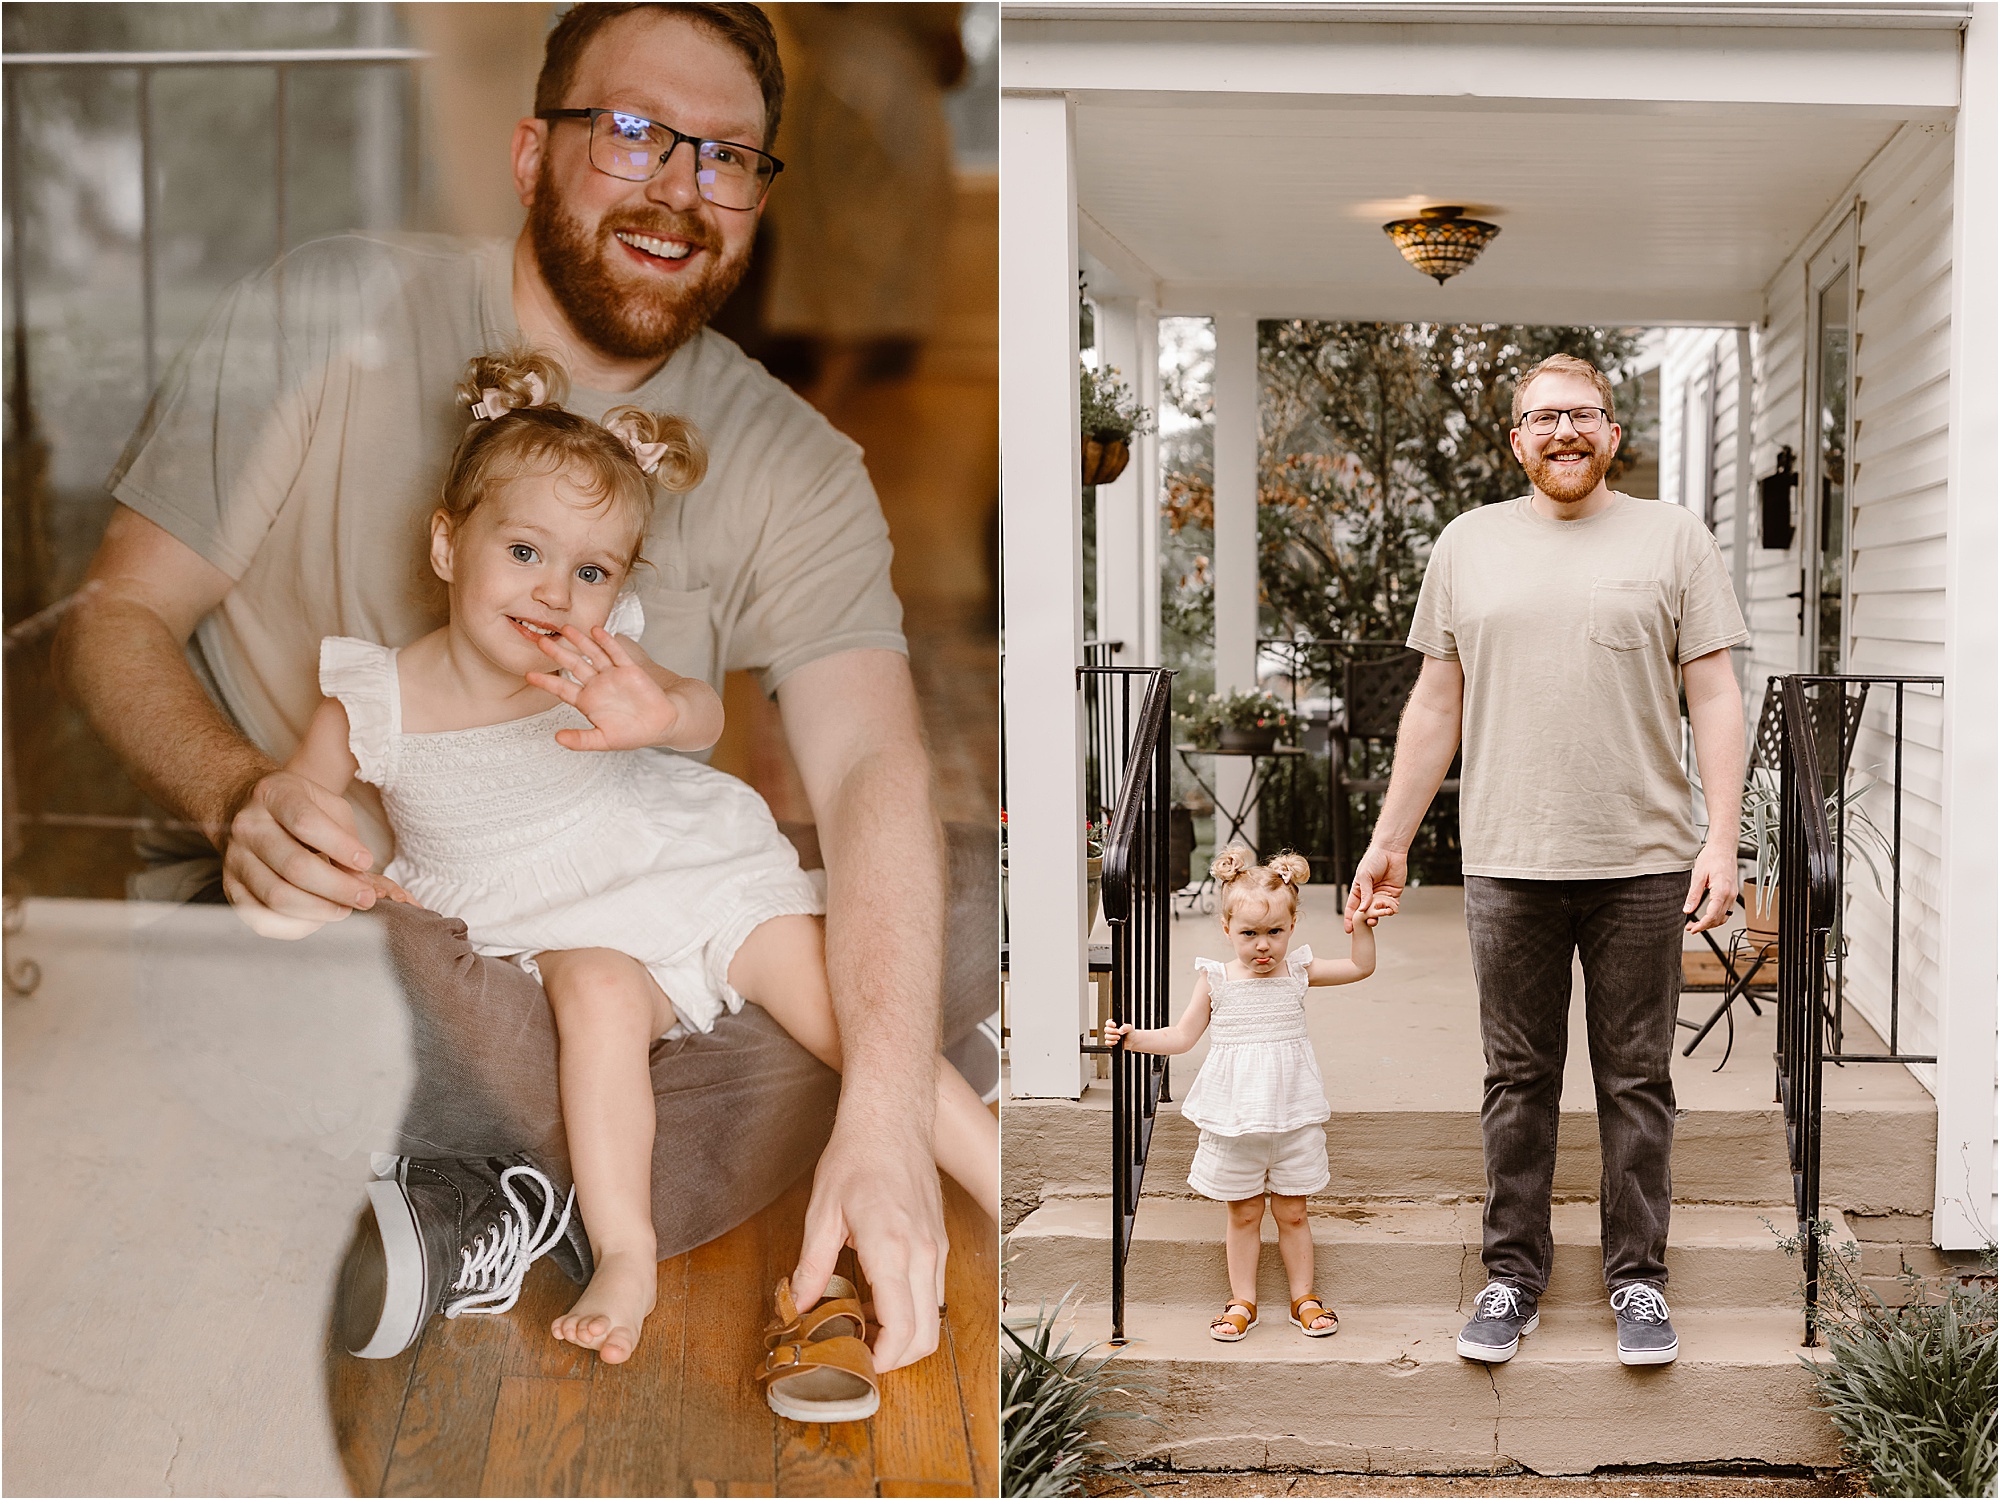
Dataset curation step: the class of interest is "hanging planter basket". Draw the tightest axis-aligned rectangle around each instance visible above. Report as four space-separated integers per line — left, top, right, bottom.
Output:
1082 434 1131 487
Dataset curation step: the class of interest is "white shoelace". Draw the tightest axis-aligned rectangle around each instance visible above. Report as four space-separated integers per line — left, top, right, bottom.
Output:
1472 1282 1526 1321
1609 1284 1671 1322
443 1165 575 1319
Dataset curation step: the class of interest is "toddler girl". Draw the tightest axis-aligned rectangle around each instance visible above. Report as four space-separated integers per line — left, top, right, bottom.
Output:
1110 847 1390 1341
283 349 999 1374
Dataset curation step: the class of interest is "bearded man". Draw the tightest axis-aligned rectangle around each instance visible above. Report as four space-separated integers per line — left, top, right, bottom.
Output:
1346 353 1749 1368
57 2 973 1372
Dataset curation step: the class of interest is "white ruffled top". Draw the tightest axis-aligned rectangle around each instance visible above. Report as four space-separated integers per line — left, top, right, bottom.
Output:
316 594 823 1034
1177 947 1330 1137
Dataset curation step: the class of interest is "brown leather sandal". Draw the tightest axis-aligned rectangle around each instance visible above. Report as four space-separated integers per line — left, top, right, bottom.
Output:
764 1274 871 1350
1290 1293 1339 1337
758 1334 881 1423
1209 1299 1257 1341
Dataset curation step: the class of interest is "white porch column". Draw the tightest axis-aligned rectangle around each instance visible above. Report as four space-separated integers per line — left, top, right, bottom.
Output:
1211 312 1261 836
1136 301 1163 668
1000 92 1090 1099
1935 2 1998 1250
1092 296 1157 665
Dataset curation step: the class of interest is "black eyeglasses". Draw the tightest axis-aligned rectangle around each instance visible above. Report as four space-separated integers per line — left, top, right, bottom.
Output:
1520 406 1612 436
537 108 783 210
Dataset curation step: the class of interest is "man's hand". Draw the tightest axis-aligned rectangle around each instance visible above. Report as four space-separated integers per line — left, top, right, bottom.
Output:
1344 844 1408 933
792 1108 947 1373
1683 839 1740 934
220 769 380 939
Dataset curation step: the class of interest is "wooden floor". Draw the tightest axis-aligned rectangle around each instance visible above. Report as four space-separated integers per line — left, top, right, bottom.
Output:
329 1169 998 1497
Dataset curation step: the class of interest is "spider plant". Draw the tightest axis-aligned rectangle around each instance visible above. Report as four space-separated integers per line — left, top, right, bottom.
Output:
1737 766 1896 900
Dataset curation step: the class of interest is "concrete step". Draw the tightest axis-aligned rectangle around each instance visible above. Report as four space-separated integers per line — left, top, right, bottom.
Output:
1006 1196 1840 1311
1002 1091 1936 1217
1023 1301 1839 1475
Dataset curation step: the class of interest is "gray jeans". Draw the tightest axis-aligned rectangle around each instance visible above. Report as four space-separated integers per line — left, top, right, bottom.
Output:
136 822 996 1260
1463 870 1687 1296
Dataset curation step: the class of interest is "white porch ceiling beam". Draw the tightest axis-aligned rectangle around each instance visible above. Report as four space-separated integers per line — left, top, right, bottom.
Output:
1002 16 1962 115
1155 284 1763 328
1001 91 1091 1100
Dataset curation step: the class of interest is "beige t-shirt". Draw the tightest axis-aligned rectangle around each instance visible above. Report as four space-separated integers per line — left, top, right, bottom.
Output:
1406 494 1747 879
110 234 906 853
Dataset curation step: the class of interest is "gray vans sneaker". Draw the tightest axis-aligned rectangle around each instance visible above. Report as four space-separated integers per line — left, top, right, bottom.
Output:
1456 1281 1540 1363
1610 1282 1679 1365
339 1155 578 1359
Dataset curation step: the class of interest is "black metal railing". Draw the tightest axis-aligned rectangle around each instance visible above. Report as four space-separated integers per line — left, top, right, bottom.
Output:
1774 672 1941 1344
1077 665 1174 1343
1080 639 1124 826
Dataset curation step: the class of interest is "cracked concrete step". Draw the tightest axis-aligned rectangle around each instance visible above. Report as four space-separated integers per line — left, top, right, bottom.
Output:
1006 1197 1839 1310
1002 1094 1936 1214
1037 1302 1839 1476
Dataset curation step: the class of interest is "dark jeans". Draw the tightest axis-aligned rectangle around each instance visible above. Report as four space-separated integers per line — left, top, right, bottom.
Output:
137 821 996 1260
1463 870 1687 1296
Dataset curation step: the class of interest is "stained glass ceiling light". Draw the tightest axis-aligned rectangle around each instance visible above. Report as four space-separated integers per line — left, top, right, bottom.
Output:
1382 205 1501 285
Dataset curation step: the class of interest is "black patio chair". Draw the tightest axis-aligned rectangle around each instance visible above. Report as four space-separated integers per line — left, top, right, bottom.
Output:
1329 649 1459 890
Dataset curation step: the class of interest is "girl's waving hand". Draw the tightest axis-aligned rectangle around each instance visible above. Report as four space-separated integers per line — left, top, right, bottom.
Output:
526 625 723 754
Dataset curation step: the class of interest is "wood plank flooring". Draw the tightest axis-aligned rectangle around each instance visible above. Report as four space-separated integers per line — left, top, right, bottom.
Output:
330 1168 997 1497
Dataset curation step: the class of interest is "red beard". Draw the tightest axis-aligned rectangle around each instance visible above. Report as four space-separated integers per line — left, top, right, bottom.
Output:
1523 443 1614 503
526 156 752 362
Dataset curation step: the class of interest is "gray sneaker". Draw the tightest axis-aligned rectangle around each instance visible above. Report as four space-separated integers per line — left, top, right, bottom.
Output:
339 1155 578 1359
1610 1282 1679 1365
1456 1281 1540 1363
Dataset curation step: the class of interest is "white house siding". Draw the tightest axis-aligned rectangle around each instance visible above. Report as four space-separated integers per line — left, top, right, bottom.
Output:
1737 121 1956 1083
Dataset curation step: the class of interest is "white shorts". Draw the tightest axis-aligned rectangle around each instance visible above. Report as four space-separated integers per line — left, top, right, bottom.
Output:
1187 1123 1330 1200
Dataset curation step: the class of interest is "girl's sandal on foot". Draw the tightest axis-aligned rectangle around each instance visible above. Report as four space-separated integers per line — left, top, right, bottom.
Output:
1289 1293 1339 1337
764 1274 871 1349
1209 1300 1257 1341
759 1334 881 1423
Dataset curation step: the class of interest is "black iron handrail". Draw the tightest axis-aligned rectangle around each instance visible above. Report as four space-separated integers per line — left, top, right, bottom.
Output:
1777 675 1837 1344
1774 672 1943 1344
1077 665 1174 1343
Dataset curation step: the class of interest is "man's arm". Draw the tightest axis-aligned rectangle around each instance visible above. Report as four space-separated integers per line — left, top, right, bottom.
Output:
1344 655 1465 932
775 647 948 1374
1681 648 1746 934
54 505 381 927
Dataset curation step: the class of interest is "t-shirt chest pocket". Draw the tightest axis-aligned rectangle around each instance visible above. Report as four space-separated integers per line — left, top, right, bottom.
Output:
1587 579 1663 651
637 585 716 689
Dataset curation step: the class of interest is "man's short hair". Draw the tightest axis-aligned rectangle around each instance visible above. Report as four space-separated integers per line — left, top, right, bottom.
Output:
1512 353 1618 426
535 3 785 146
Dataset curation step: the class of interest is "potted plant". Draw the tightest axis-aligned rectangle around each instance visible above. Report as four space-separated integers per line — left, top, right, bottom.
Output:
1078 363 1154 487
1180 688 1301 755
1733 767 1896 940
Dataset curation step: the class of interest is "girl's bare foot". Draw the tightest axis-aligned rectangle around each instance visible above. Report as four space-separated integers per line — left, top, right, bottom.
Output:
552 1249 657 1364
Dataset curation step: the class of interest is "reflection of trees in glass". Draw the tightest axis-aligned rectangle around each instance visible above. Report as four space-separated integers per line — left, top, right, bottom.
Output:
5 3 420 586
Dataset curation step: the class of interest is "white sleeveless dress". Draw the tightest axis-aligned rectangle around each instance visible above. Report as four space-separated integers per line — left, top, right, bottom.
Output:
319 633 824 1036
1178 947 1330 1137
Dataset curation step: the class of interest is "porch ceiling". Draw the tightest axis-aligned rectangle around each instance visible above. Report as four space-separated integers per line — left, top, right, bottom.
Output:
1073 100 1912 324
1006 2 1965 325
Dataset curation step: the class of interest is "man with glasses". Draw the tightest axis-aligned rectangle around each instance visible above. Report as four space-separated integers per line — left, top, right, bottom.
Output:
58 2 969 1373
1346 354 1748 1368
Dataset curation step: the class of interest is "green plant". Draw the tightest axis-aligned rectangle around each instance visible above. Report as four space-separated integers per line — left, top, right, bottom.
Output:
1179 688 1300 747
1777 1220 1997 1497
1002 1297 1151 1496
1733 766 1896 897
1079 363 1156 443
